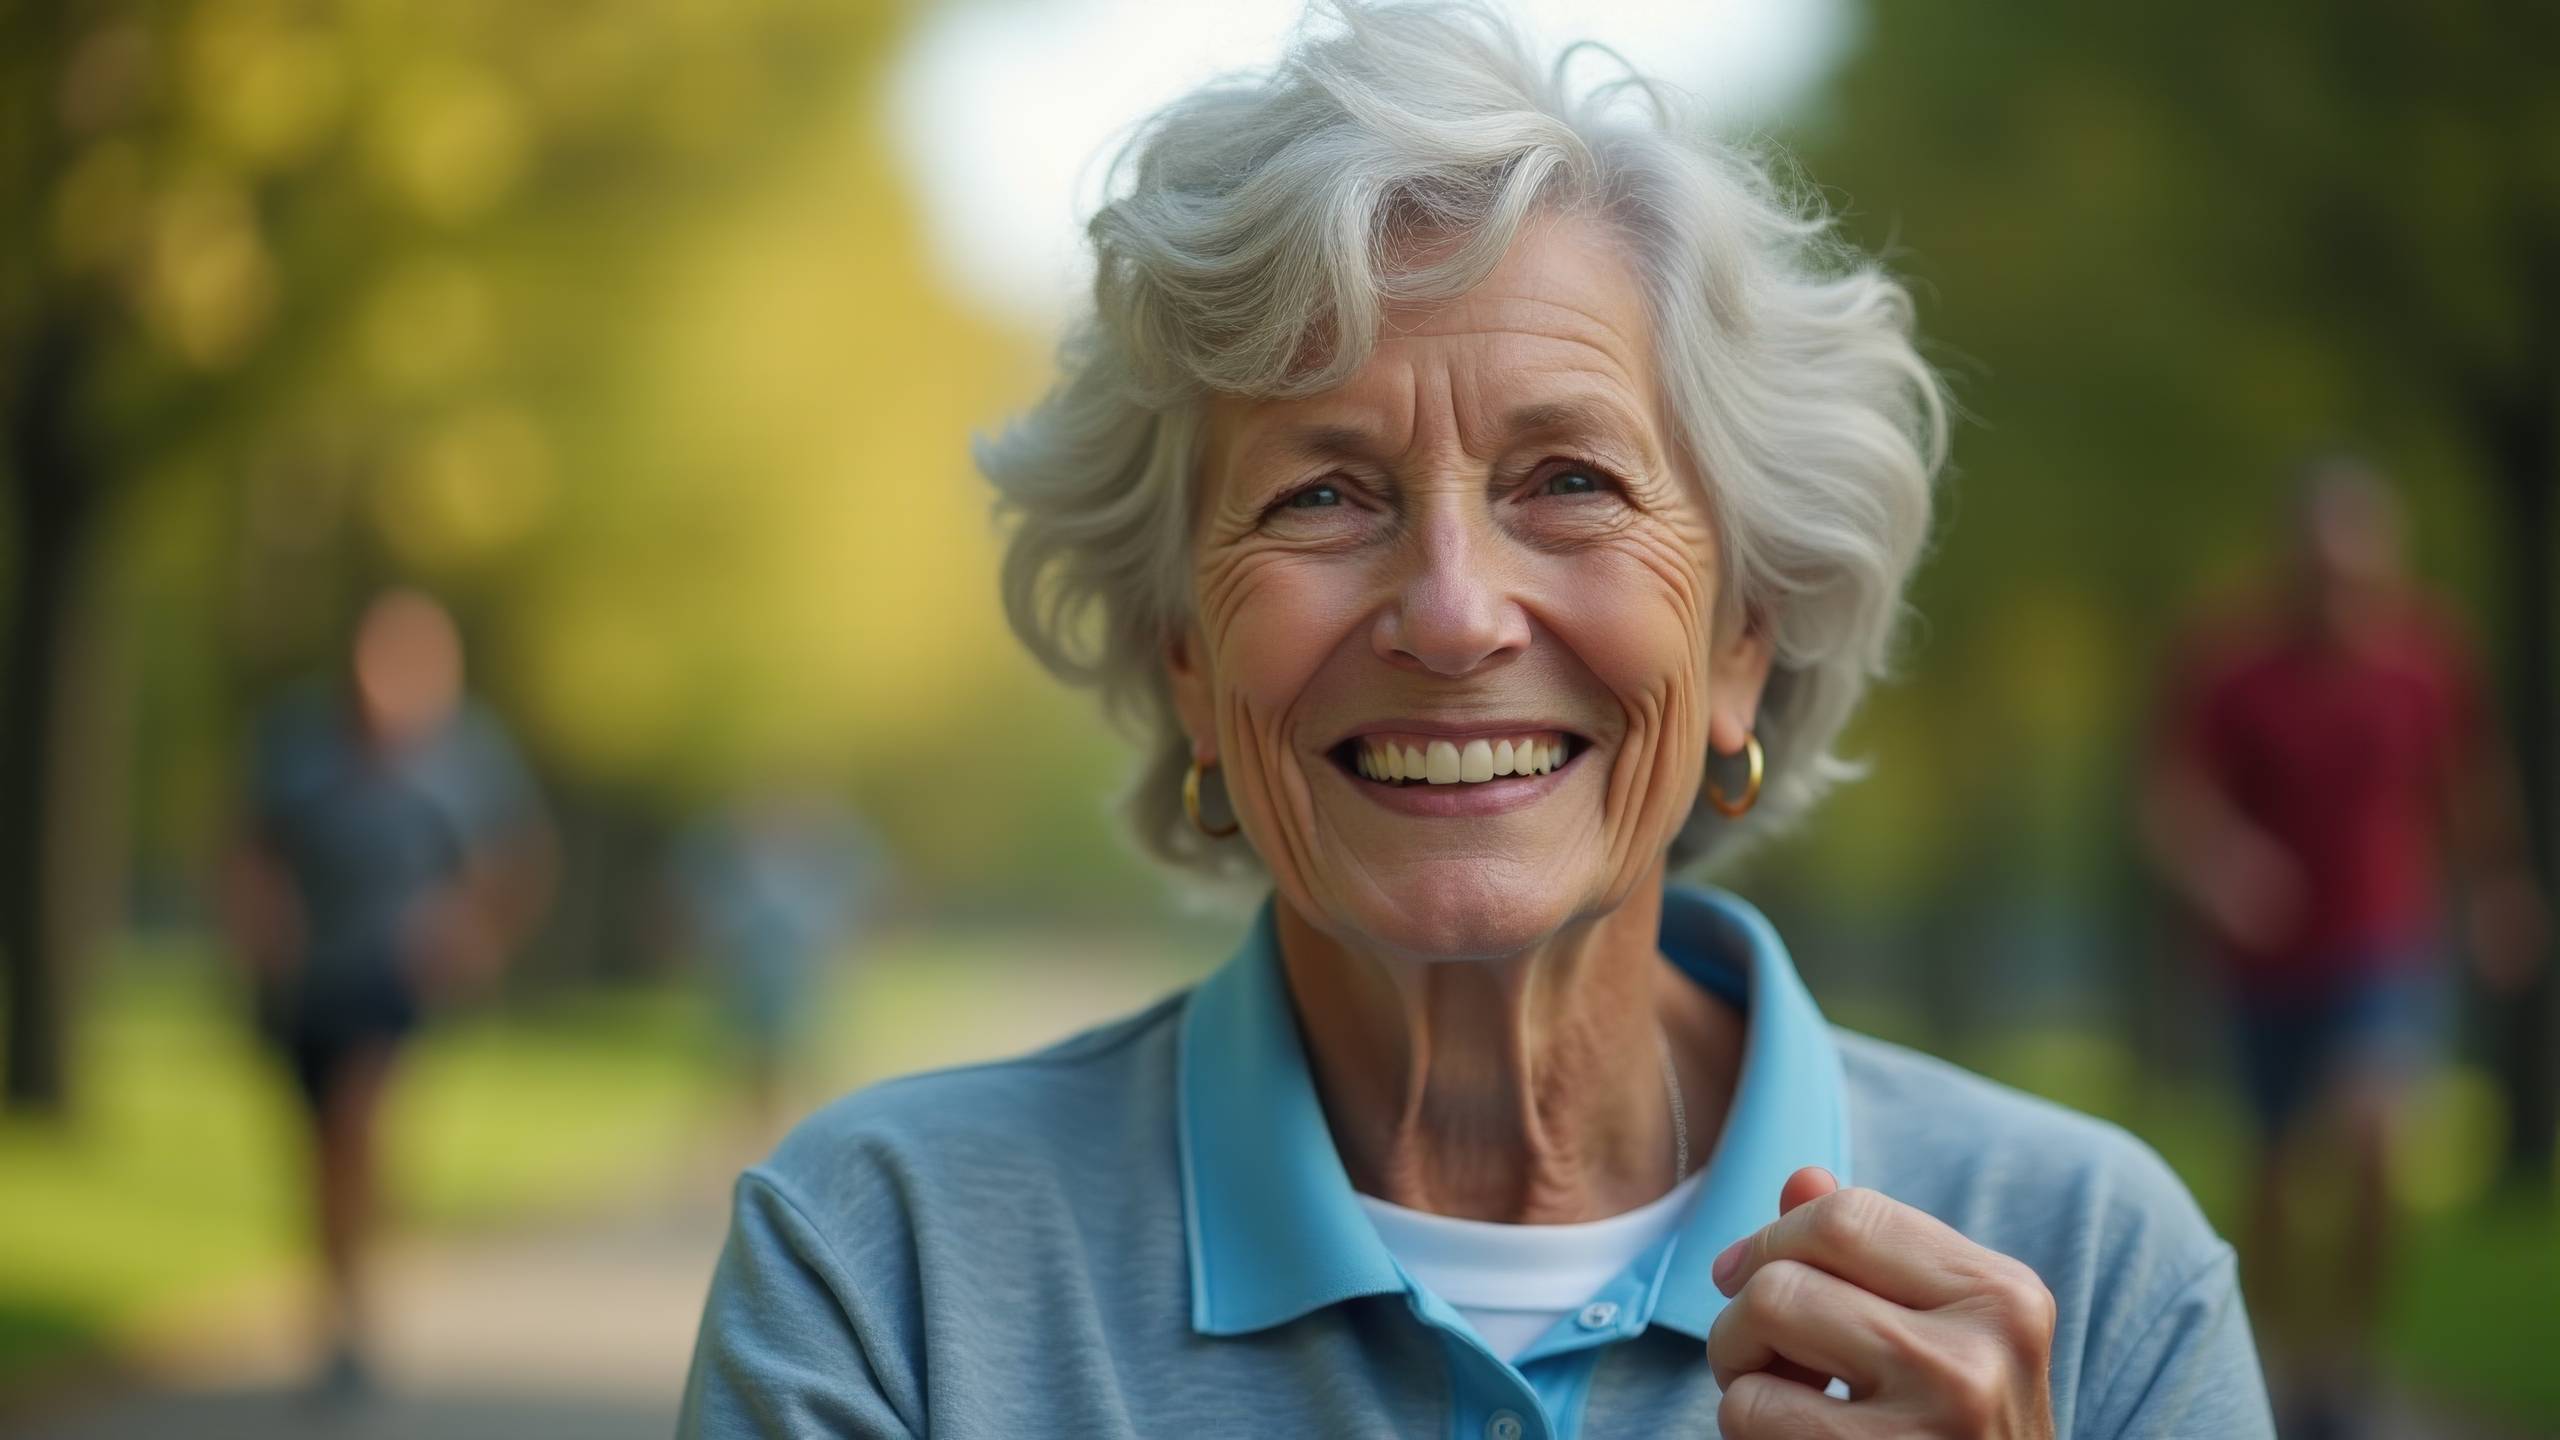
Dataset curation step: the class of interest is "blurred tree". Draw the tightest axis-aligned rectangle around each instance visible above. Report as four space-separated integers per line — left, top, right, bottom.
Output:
1 0 1011 1111
2 3 108 1112
1807 0 2559 1182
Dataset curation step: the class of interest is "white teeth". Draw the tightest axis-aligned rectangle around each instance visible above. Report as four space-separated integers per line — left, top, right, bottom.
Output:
1425 740 1461 784
1353 733 1574 786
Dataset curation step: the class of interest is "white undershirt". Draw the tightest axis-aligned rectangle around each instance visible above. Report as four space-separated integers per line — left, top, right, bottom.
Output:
1354 1166 1710 1362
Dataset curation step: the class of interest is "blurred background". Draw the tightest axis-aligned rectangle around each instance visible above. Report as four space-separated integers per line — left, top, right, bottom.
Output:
0 0 2552 1436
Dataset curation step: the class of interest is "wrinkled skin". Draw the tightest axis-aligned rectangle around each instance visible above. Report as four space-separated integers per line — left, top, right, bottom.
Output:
1709 1168 2058 1439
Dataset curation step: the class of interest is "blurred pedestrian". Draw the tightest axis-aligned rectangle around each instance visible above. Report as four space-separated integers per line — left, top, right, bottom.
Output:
2143 455 2548 1438
670 788 883 1138
216 587 556 1398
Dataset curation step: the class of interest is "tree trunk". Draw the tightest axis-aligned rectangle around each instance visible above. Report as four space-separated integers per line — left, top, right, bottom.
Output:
2 317 92 1114
2483 376 2557 1190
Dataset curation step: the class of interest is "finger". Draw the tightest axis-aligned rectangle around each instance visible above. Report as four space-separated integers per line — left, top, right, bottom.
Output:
1780 1165 1838 1216
1710 1168 1841 1296
1716 1185 1983 1310
1764 1357 1832 1393
1706 1258 1895 1395
1717 1371 1856 1440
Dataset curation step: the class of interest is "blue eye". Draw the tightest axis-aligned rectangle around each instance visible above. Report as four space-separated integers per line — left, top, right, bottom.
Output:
1540 467 1604 497
1285 483 1344 509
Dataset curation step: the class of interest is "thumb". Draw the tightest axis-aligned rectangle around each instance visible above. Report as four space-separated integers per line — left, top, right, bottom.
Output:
1779 1165 1838 1217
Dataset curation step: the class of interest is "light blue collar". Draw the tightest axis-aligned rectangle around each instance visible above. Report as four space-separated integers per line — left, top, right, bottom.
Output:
1175 883 1853 1342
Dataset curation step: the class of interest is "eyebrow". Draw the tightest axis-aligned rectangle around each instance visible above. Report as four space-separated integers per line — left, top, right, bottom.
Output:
1500 397 1649 446
1254 423 1379 465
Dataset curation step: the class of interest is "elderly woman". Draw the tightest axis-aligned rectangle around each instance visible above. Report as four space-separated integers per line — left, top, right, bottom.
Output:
678 4 2274 1437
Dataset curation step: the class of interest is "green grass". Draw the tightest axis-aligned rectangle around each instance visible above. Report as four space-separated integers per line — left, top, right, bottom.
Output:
0 952 729 1389
2388 1195 2560 1425
392 983 727 1227
1964 1027 2560 1434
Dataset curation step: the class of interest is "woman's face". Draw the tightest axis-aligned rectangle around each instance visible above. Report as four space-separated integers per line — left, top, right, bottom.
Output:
1168 213 1772 961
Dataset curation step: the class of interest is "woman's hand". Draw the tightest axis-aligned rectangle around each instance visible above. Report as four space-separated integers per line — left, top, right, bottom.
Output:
1705 1167 2057 1438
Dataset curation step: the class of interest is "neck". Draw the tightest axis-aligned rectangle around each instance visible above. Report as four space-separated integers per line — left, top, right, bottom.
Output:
1277 865 1743 1225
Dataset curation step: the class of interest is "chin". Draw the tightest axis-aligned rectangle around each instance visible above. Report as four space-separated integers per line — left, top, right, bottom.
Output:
1330 860 1592 963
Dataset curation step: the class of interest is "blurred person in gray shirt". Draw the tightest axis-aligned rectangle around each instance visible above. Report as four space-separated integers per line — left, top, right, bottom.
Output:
219 586 555 1397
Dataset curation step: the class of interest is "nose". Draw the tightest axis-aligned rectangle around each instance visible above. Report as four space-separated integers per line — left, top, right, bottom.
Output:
1372 509 1531 676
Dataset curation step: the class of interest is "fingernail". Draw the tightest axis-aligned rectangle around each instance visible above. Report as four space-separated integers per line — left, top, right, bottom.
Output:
1712 1236 1747 1291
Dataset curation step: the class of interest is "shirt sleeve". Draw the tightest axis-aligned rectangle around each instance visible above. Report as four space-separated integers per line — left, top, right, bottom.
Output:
448 704 546 844
2076 1244 2276 1439
678 1171 923 1440
246 686 332 841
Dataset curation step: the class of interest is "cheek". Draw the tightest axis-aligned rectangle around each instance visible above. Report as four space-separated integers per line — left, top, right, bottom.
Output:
1543 526 1716 728
1543 525 1716 874
1196 551 1365 732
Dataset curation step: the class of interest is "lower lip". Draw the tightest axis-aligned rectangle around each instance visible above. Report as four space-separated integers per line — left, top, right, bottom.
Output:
1331 747 1586 817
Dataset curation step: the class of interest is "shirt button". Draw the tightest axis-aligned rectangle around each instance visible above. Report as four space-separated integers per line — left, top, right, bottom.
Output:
1485 1411 1525 1440
1577 1300 1619 1330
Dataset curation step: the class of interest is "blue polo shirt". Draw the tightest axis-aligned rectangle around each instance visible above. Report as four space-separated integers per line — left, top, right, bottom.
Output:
678 885 2274 1437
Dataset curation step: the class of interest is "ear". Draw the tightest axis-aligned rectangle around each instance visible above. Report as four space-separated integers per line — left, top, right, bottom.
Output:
1706 602 1775 756
1165 620 1217 762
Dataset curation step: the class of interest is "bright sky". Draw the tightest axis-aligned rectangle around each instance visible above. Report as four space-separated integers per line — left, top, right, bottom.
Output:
885 0 1853 324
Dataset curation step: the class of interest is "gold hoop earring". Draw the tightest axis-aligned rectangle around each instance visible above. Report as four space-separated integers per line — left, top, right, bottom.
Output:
1183 757 1240 839
1705 731 1763 818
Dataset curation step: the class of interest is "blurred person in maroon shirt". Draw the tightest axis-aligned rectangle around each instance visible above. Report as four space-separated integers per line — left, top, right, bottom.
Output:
2143 455 2547 1436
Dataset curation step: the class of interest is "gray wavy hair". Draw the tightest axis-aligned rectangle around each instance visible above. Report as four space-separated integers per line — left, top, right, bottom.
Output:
975 0 1947 882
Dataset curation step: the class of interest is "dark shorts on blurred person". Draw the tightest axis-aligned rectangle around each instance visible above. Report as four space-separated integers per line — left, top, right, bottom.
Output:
255 962 424 1116
2231 949 2448 1138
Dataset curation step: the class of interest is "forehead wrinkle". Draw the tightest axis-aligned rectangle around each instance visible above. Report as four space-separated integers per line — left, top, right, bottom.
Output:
1385 287 1647 366
1376 321 1639 395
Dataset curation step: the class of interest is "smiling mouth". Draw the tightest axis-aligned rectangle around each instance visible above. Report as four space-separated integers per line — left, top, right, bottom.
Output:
1328 731 1588 787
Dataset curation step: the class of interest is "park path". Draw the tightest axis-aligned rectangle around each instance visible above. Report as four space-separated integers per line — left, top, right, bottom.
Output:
6 1164 730 1440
